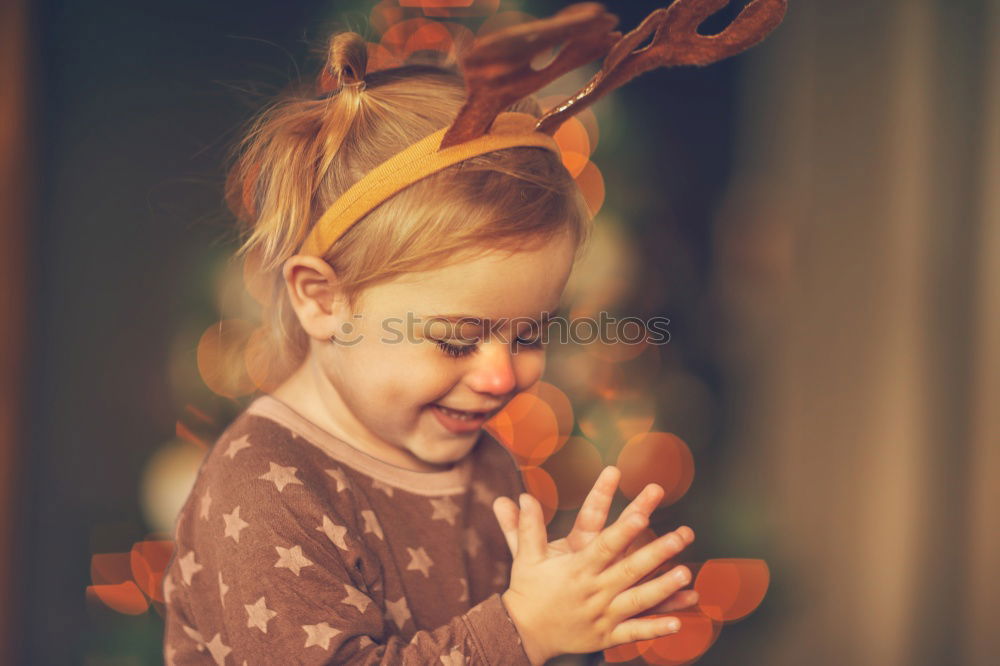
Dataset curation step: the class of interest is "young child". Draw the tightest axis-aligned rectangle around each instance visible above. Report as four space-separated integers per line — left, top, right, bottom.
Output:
162 2 785 662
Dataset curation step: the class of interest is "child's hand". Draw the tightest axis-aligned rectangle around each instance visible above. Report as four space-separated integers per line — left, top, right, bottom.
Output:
492 466 699 616
496 474 696 665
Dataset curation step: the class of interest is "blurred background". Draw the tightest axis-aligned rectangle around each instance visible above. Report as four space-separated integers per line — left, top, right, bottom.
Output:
1 0 997 664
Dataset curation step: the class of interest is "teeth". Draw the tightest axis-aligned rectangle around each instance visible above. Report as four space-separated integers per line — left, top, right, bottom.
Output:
437 405 484 421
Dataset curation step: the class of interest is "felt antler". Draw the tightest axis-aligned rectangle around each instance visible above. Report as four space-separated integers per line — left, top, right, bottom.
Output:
439 2 620 149
536 0 788 135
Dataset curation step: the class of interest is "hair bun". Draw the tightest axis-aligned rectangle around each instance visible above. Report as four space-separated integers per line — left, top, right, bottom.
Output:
318 31 368 94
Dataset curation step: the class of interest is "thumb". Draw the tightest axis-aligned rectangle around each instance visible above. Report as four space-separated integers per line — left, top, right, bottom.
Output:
492 496 520 558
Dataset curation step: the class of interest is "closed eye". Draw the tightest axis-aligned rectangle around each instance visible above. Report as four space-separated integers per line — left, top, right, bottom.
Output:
435 339 477 358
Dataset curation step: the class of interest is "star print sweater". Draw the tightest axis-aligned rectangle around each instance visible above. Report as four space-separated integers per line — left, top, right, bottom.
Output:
162 394 535 665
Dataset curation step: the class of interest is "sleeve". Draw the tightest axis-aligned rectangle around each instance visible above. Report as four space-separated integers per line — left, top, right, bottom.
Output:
162 454 535 666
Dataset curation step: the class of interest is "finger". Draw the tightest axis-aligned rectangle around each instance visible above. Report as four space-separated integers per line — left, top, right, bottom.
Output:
492 496 520 558
564 466 620 551
674 525 695 545
607 564 691 621
601 529 691 592
582 507 649 572
607 614 681 648
635 589 700 616
618 482 665 525
515 493 547 563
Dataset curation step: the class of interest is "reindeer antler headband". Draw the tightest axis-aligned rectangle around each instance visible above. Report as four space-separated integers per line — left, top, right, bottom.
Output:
297 0 788 257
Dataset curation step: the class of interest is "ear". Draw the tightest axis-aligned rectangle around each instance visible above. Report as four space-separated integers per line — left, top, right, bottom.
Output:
281 254 352 341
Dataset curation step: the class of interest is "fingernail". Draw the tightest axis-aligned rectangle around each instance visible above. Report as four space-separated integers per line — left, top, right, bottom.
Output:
665 618 681 632
519 494 527 510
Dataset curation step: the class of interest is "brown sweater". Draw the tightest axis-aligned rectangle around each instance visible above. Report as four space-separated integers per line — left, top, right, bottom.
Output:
163 394 534 665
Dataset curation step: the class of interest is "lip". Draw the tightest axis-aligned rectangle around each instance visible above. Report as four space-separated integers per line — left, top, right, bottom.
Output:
430 404 496 434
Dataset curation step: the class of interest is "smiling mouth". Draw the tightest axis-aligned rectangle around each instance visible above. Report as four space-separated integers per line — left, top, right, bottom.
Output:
433 404 490 421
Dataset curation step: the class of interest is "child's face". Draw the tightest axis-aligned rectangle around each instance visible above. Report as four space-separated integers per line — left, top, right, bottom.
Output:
288 230 578 473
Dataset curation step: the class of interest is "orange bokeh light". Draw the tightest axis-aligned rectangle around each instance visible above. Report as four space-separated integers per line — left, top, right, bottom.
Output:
695 558 770 623
485 392 562 467
539 94 600 153
524 381 573 449
244 324 295 395
636 610 720 665
370 1 407 37
131 540 175 603
554 116 591 156
604 640 645 662
616 432 694 507
91 552 131 586
521 466 558 525
539 436 604 511
86 582 149 615
379 18 474 63
367 40 405 73
196 319 257 399
575 159 606 218
578 390 657 453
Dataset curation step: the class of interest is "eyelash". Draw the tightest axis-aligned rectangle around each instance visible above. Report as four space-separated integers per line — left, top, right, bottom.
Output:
435 335 544 358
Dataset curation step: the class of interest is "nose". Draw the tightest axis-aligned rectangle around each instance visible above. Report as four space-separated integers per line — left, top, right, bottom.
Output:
464 339 518 396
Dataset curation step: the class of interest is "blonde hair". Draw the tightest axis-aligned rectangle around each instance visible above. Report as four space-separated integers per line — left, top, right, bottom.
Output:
225 31 593 385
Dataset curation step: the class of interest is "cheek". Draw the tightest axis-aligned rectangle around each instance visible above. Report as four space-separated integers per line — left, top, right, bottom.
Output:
365 339 461 403
513 351 546 388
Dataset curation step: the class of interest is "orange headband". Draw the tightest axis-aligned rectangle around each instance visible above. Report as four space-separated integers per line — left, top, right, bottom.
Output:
297 112 561 257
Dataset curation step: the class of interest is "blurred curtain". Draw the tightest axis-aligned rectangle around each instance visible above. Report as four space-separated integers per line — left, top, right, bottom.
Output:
711 1 998 665
0 0 31 663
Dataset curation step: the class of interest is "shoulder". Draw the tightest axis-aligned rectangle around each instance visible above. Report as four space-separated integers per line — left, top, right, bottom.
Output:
176 401 362 545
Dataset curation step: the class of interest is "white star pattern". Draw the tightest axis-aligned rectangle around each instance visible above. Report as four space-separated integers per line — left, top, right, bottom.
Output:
441 646 468 665
358 636 375 649
165 644 176 666
341 583 372 614
361 510 384 540
245 595 278 633
457 578 469 603
325 467 350 492
274 544 313 576
429 496 461 526
182 624 205 647
463 527 482 558
223 505 250 543
205 633 232 665
370 478 395 497
317 515 348 550
471 480 496 506
259 461 303 492
177 551 203 585
218 571 228 605
385 596 412 630
199 489 212 520
162 573 176 602
223 434 251 459
406 546 434 578
303 622 341 650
